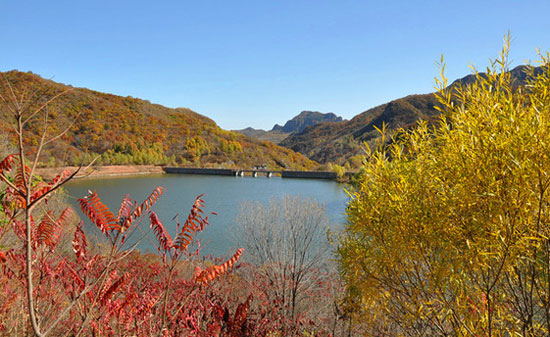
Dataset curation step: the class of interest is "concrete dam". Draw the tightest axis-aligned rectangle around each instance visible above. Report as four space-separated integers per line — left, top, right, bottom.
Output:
163 167 338 180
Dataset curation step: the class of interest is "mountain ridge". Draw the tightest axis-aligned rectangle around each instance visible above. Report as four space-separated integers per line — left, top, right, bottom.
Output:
271 111 344 133
280 65 543 166
0 70 317 170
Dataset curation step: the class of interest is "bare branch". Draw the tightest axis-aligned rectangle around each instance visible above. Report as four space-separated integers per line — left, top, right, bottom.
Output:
43 110 82 146
0 172 23 196
18 86 41 114
22 88 73 126
28 158 99 210
29 107 50 181
0 73 20 112
0 91 16 114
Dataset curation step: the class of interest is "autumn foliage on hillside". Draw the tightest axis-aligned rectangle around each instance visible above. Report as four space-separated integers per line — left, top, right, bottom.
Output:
0 70 317 170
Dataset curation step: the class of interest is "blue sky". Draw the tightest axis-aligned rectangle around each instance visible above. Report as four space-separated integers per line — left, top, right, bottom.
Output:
1 1 549 130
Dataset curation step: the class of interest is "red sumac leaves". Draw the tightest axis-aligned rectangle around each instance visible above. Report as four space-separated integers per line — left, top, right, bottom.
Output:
195 248 245 284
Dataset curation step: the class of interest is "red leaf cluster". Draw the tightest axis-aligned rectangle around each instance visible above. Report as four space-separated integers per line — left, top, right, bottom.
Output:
195 248 245 284
173 195 210 251
79 190 118 234
0 154 15 175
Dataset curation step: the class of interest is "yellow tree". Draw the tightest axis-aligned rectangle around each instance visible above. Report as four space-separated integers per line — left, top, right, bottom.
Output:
338 37 550 336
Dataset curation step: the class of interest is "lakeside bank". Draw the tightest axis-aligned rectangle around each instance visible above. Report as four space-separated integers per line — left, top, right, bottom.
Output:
36 165 353 181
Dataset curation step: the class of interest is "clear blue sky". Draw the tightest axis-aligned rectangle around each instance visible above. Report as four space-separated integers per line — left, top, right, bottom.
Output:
1 1 549 130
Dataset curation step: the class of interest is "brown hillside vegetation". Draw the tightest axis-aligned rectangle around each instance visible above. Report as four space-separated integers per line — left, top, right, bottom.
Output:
281 94 440 164
0 70 317 170
233 127 290 144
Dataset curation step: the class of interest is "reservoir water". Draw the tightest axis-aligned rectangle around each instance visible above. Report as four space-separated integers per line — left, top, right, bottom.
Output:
64 174 349 257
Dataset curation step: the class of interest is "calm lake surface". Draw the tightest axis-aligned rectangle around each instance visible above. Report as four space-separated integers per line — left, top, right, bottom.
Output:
65 174 349 257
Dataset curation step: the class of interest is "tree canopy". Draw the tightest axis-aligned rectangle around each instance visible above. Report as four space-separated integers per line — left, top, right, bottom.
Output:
338 39 550 336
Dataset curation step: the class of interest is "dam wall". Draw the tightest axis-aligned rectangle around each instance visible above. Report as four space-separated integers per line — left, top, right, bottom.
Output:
280 170 337 179
164 167 340 180
164 167 235 176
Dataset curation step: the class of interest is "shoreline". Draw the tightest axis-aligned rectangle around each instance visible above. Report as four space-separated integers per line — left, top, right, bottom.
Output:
35 165 165 181
35 165 352 182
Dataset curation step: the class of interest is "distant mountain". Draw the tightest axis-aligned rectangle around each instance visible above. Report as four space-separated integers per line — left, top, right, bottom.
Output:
280 65 542 166
272 111 343 133
232 127 290 144
0 70 317 170
234 111 344 144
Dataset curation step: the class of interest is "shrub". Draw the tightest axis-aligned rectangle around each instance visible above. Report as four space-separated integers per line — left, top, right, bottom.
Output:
328 163 346 180
235 197 353 336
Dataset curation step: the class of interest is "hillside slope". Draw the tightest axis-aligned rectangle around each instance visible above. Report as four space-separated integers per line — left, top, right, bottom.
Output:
0 71 317 170
232 127 290 144
281 65 542 165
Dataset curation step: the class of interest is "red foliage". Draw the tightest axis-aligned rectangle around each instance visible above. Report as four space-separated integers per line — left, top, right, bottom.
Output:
79 190 118 234
121 186 164 231
150 212 173 251
72 221 88 262
35 208 74 249
1 153 340 336
0 154 15 174
30 169 72 203
0 159 255 336
196 248 245 285
230 294 252 335
173 195 210 251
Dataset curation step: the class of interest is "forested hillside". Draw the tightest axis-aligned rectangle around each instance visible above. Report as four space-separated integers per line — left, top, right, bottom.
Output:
232 127 290 144
0 71 317 170
281 94 440 164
